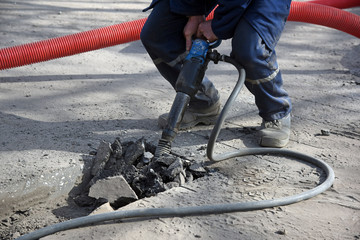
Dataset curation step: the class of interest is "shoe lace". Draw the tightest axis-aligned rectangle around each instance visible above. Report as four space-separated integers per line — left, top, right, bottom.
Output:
264 119 281 129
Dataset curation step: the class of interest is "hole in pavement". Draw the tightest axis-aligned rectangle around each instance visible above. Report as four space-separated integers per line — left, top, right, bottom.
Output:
72 137 214 210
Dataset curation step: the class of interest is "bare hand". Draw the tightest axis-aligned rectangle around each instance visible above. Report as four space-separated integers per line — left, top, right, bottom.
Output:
197 20 218 43
183 15 205 51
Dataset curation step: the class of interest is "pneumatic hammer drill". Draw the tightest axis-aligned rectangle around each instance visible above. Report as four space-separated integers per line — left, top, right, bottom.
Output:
155 39 222 158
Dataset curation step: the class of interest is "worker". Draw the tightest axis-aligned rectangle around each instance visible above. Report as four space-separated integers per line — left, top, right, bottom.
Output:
140 0 292 148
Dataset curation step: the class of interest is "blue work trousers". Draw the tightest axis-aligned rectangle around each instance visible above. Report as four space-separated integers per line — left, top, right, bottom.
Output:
140 0 291 121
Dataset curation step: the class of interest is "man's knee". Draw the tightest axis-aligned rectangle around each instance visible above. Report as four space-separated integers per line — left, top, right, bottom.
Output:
231 19 276 71
140 21 155 48
232 38 278 77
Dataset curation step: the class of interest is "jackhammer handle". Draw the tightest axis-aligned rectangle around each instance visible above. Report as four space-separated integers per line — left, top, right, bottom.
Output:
208 40 222 49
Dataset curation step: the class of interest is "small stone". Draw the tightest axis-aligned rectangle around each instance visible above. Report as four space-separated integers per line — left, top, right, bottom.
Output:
189 162 206 173
89 150 97 155
12 232 21 238
165 182 180 189
321 129 330 136
142 151 153 164
90 202 114 215
197 145 206 151
275 229 286 235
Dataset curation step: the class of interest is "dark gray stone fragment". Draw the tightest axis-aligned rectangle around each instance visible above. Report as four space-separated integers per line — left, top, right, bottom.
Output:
124 138 145 165
91 140 112 176
111 138 123 159
131 168 165 198
155 153 177 166
121 164 138 183
164 158 183 181
189 162 207 178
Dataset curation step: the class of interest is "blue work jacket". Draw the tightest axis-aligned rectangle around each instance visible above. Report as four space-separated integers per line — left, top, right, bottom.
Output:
144 0 291 50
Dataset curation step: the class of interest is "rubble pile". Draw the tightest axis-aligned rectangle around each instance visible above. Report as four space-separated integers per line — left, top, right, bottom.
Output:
74 138 209 210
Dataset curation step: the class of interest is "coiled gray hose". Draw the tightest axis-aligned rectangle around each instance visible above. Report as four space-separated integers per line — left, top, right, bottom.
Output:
16 56 335 240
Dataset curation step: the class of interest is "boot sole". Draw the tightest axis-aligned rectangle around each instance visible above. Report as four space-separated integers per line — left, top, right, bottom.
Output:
179 115 218 130
158 114 219 130
260 136 289 148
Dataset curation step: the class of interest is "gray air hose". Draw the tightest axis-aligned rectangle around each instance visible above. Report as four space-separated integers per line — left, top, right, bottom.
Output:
16 56 335 240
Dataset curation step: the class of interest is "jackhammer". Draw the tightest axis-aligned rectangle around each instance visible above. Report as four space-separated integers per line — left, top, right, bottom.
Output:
155 39 225 158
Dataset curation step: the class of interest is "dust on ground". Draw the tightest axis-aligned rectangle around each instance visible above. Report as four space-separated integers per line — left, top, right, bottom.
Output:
0 1 359 240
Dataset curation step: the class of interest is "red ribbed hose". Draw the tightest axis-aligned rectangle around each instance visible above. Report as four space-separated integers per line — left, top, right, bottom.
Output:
308 0 360 9
288 2 360 37
0 1 359 70
0 18 147 71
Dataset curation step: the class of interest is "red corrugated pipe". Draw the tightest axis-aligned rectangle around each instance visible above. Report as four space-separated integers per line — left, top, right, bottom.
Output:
288 1 360 36
0 1 359 70
308 0 360 9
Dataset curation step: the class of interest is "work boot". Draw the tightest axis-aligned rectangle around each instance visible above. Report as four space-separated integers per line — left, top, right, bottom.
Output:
259 114 291 148
158 100 221 130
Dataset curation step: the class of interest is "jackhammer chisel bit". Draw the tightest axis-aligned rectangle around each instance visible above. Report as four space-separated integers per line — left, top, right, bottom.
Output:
155 39 221 158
